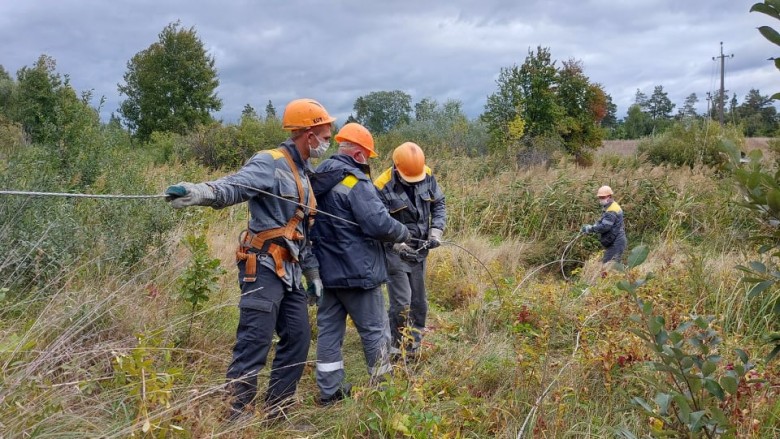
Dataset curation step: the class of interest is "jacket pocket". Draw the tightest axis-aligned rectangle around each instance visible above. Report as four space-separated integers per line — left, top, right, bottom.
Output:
387 198 408 214
276 172 299 200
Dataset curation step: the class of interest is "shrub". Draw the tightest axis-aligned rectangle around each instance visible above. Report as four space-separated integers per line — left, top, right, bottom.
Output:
637 120 743 168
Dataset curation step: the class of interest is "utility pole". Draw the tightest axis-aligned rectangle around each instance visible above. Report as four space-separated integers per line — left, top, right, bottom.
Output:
712 41 734 125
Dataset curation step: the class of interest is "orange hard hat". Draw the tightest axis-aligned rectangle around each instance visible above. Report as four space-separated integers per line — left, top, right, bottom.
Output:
597 185 613 197
392 142 426 183
281 98 336 131
335 123 377 158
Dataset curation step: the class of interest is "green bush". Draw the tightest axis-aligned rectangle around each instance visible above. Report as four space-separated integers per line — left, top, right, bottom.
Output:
183 115 287 169
637 121 743 168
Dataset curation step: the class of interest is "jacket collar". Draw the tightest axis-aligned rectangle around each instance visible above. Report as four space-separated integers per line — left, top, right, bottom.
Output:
281 139 311 171
329 153 371 177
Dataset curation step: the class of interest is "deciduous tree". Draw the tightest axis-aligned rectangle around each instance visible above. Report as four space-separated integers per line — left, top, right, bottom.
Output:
118 21 221 141
353 90 412 134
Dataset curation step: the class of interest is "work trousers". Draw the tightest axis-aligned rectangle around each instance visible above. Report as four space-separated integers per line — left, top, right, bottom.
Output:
315 286 391 399
387 258 427 353
602 235 628 263
226 259 310 413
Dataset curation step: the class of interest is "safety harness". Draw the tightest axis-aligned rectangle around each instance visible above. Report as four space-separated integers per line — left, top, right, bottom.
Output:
236 147 316 282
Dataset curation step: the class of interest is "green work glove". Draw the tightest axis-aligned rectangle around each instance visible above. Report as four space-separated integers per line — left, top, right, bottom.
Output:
426 228 443 249
165 182 215 208
303 269 323 306
580 224 593 234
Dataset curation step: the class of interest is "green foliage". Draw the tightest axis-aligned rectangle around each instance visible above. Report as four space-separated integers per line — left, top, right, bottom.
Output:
637 120 742 167
616 246 759 438
735 89 779 136
182 114 287 169
482 46 563 152
623 104 654 139
481 47 605 157
646 85 676 121
353 90 413 134
723 142 780 361
0 115 25 158
752 1 780 100
118 21 221 141
14 55 62 145
112 332 185 437
374 99 489 157
356 379 446 438
0 135 178 291
178 234 224 311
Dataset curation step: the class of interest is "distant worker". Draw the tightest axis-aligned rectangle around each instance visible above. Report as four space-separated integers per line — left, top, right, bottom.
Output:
581 185 627 274
165 98 334 420
374 142 446 361
309 122 410 406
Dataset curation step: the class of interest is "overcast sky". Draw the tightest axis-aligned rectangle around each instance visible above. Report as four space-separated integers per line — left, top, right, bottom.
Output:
1 1 777 124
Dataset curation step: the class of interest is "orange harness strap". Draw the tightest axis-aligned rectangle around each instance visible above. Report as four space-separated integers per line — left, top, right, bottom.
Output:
236 147 316 282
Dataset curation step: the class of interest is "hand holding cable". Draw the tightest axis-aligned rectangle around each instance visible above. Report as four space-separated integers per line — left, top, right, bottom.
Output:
165 182 216 208
426 228 443 249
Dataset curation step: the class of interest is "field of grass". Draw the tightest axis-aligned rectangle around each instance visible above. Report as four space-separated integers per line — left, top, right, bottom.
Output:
600 137 772 157
1 136 779 438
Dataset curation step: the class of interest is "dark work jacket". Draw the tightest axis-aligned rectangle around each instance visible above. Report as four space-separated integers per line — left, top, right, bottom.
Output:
374 166 446 263
591 201 626 248
310 154 408 290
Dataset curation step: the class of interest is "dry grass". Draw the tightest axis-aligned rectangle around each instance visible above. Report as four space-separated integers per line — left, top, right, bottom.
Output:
599 137 773 157
2 150 780 438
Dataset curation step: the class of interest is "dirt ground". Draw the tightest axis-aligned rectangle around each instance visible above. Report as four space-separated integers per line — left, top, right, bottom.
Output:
599 137 773 156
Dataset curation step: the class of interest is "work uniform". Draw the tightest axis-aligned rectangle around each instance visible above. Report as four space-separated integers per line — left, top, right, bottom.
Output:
590 200 627 263
374 166 446 355
207 140 317 412
310 154 409 401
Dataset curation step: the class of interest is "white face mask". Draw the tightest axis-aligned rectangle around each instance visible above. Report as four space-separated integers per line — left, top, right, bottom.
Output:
599 198 611 207
309 134 330 158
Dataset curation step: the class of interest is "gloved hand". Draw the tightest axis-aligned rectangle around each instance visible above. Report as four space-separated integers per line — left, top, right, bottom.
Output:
393 242 414 255
580 224 593 234
165 182 215 208
426 228 443 249
303 269 323 306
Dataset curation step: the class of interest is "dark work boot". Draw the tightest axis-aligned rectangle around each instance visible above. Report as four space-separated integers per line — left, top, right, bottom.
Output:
315 383 352 407
226 380 256 422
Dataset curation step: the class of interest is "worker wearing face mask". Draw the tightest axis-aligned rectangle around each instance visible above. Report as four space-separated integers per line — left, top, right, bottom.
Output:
581 185 627 273
309 122 410 406
165 98 334 420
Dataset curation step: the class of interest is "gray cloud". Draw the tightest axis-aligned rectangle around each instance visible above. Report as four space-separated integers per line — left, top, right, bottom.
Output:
1 0 777 124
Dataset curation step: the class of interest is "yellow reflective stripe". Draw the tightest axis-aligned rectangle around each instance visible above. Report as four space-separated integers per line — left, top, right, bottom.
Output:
373 168 393 190
342 175 359 188
258 149 285 160
425 165 432 176
607 202 622 213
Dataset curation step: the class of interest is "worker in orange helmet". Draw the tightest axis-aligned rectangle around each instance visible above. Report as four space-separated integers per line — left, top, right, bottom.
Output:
309 123 411 406
165 98 335 420
374 142 446 361
581 185 627 276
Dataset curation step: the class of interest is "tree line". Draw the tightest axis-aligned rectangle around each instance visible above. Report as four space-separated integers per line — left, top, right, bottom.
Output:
1 20 778 169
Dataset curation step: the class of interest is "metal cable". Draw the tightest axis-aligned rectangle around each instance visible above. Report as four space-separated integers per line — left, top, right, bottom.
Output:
0 190 167 199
